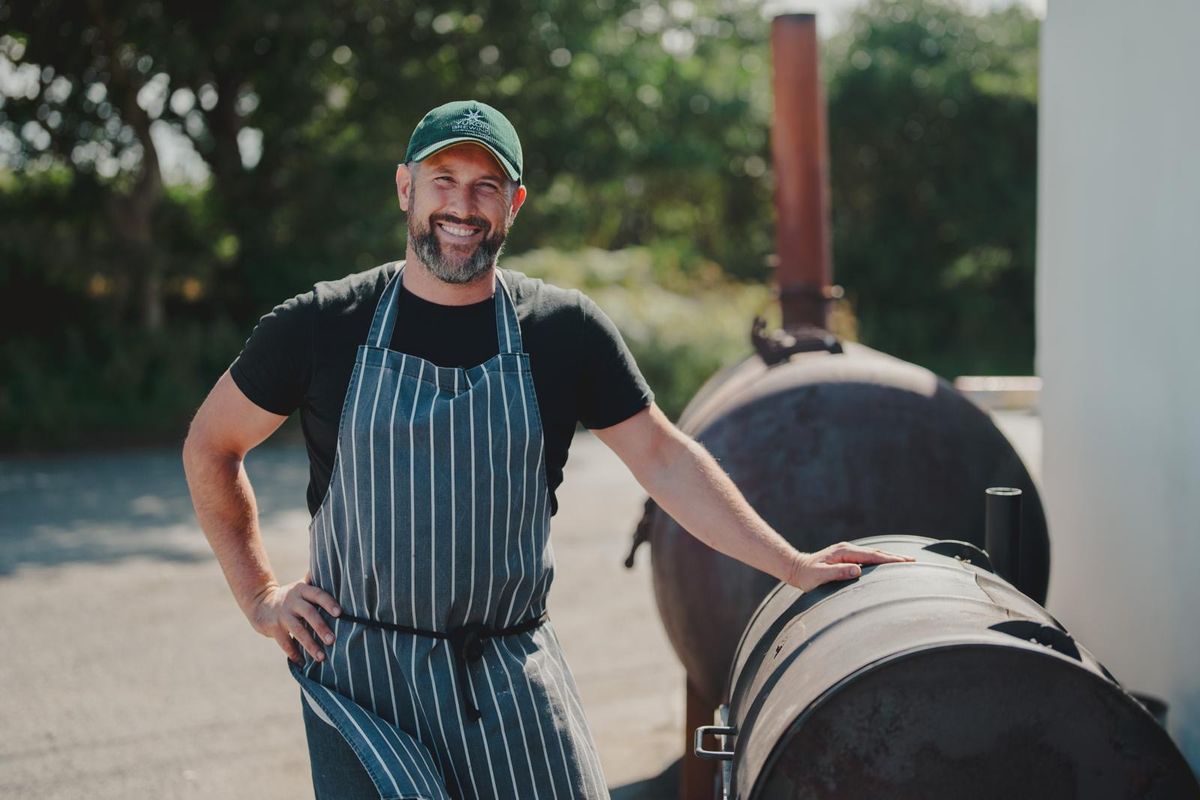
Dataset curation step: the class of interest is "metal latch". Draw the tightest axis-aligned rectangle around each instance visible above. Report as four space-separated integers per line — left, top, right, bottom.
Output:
694 724 737 761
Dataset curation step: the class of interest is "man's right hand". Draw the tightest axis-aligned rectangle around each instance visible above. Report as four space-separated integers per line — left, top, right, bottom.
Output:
249 574 342 665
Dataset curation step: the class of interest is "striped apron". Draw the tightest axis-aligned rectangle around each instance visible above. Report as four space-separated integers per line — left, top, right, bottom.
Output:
289 262 610 799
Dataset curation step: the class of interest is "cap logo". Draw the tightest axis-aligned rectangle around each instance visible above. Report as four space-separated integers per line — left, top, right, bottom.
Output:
451 108 491 136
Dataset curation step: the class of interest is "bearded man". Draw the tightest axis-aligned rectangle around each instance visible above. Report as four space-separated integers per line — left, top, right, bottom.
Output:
182 99 911 799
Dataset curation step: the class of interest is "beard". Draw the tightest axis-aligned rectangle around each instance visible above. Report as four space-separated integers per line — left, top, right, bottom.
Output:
409 212 509 285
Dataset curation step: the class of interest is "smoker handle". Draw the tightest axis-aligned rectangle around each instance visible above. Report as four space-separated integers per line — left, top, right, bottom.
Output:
694 725 737 761
624 498 656 569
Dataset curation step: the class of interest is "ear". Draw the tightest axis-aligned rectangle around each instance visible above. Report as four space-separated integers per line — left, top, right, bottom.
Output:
396 163 414 212
507 184 528 224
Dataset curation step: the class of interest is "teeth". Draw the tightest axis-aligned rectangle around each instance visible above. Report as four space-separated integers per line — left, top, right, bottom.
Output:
438 222 479 237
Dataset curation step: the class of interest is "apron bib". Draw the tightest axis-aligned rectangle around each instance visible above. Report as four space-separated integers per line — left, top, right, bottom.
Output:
289 262 609 799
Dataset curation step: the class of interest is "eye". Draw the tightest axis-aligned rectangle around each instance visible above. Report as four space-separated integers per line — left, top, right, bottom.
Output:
434 175 454 186
477 182 500 195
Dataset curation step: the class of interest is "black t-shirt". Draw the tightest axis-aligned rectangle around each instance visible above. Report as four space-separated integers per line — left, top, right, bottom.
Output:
230 262 654 517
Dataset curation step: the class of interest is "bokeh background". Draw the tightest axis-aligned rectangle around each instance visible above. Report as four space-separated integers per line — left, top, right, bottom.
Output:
1 0 1041 450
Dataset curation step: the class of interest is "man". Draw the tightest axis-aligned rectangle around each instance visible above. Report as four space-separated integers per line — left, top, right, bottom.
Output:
182 100 913 799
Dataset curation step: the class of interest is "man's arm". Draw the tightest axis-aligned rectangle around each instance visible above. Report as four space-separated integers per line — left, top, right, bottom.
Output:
182 370 340 663
591 403 914 590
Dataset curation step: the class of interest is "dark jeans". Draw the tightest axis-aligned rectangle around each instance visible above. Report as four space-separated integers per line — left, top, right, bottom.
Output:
301 692 382 799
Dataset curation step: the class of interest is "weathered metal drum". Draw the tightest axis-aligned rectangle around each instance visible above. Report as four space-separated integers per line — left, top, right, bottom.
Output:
700 534 1199 799
640 343 1050 707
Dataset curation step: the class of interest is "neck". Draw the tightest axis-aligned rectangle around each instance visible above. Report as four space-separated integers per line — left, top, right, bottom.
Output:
400 248 496 306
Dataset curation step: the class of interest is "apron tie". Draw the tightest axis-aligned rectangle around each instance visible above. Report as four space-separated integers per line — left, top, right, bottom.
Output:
336 611 549 722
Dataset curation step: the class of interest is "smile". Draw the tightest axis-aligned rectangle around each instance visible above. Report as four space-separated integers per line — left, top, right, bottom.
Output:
436 221 483 241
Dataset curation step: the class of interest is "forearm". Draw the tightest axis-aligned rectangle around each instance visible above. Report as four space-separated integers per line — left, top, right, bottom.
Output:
182 443 279 619
641 435 801 584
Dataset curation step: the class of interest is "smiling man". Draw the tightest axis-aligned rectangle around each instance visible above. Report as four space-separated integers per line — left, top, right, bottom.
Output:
182 99 912 799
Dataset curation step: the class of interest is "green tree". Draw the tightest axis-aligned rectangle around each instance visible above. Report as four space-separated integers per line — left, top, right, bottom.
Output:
1 0 776 328
825 0 1039 376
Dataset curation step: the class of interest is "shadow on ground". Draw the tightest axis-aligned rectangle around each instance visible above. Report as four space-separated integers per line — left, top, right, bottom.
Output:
0 442 308 575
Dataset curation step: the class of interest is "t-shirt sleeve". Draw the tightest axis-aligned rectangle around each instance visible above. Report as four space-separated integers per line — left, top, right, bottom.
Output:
575 291 655 430
228 290 314 416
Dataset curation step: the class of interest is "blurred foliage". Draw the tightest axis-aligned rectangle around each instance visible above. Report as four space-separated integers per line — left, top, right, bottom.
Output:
0 319 246 449
0 0 775 326
0 0 1038 450
825 0 1039 377
507 246 771 419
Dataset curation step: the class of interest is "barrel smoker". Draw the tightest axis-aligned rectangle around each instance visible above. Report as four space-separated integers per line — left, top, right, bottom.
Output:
622 12 1195 799
690 500 1199 798
627 331 1054 796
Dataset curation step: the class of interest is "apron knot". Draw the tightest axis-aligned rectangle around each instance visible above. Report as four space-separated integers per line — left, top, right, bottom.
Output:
446 614 548 722
449 623 488 663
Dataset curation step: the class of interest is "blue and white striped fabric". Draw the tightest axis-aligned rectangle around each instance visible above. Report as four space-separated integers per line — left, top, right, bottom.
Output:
289 262 610 799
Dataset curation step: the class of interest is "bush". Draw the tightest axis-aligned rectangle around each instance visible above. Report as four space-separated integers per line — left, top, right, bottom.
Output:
0 246 829 450
504 246 772 420
0 319 245 451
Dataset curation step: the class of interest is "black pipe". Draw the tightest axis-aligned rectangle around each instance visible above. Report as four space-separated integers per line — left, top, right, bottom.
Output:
985 487 1022 586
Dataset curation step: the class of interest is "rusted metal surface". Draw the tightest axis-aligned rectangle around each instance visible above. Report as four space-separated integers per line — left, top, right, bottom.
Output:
715 534 1200 799
771 14 832 331
640 343 1051 711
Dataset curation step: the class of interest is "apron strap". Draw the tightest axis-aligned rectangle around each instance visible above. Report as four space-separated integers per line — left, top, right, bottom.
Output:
368 262 406 348
493 268 524 355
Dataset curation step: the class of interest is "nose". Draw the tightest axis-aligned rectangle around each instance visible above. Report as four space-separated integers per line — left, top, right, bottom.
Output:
440 182 478 221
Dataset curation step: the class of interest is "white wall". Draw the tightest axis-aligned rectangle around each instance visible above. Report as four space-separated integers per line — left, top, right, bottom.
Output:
1038 0 1200 772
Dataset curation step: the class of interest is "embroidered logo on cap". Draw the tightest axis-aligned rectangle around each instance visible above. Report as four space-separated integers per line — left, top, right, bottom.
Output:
452 108 490 135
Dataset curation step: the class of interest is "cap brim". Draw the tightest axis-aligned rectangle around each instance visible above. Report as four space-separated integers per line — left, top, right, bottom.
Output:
409 137 521 182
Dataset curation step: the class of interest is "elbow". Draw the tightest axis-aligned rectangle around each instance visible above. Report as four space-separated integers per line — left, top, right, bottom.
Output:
637 428 692 499
181 417 235 481
181 421 207 482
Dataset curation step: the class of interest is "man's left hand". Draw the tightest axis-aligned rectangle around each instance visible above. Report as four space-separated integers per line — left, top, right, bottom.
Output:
787 542 916 592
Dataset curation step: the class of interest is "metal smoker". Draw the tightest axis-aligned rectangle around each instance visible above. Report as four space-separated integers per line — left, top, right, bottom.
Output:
623 14 1050 797
691 489 1198 798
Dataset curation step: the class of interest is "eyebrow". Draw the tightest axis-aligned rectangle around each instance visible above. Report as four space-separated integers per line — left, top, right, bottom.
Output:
427 164 505 183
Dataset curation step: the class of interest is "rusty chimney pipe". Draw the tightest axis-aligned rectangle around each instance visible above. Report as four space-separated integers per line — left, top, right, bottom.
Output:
771 13 832 331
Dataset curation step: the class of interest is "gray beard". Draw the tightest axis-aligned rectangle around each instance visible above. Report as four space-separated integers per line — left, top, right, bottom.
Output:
409 217 507 285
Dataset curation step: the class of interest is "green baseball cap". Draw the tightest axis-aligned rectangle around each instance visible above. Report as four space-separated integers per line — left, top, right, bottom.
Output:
404 100 523 183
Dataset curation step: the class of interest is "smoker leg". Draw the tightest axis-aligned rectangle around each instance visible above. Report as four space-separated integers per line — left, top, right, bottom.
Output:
681 676 718 800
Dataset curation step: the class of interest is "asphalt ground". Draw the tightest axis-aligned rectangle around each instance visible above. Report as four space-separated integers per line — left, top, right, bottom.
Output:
0 411 1040 799
0 429 682 799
